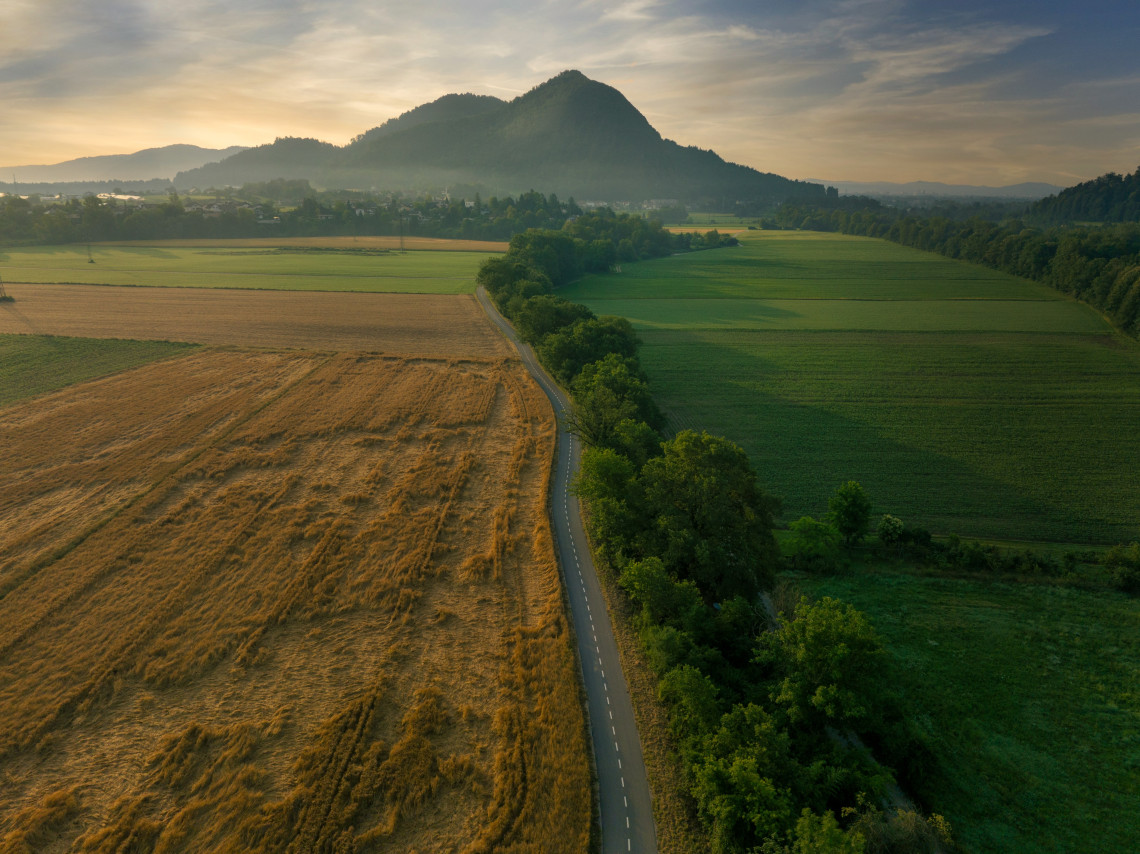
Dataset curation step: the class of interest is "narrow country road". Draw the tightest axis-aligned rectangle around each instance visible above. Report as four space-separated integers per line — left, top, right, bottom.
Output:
476 287 658 854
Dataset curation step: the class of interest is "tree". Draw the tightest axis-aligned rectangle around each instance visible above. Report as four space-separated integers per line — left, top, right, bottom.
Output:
689 703 798 852
756 597 885 731
513 294 594 344
567 353 662 448
537 315 640 383
640 430 780 603
828 482 872 547
785 809 865 854
876 515 904 557
786 517 843 573
573 447 645 558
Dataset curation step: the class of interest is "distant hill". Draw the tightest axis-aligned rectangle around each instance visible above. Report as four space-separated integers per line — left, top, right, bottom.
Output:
1030 167 1140 223
2 144 248 183
178 138 340 188
177 70 825 206
810 179 1064 200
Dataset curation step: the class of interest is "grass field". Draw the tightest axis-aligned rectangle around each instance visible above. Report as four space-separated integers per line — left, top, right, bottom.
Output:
0 334 194 406
561 231 1140 545
791 566 1140 854
0 348 589 851
0 241 501 294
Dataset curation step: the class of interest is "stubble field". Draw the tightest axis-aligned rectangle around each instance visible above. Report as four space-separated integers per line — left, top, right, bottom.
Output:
0 284 509 357
0 348 589 852
0 283 589 850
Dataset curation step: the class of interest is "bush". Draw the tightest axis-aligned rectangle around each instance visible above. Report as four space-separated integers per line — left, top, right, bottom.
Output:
786 517 843 573
1104 542 1140 594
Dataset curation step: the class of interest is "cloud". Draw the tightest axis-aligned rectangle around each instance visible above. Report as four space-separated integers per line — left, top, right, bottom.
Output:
0 0 1135 184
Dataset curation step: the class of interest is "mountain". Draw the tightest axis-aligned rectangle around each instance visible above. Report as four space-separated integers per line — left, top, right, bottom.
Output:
2 144 248 183
350 93 506 146
1029 167 1140 223
809 179 1065 200
177 137 339 188
176 71 824 206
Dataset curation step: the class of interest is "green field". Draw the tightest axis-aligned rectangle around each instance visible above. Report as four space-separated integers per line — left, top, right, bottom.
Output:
561 231 1140 544
0 245 496 294
793 566 1140 854
0 334 194 406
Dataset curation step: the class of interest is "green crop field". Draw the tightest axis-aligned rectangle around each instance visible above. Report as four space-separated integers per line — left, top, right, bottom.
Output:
0 334 194 406
561 231 1140 544
0 244 497 294
570 231 1067 302
793 565 1140 854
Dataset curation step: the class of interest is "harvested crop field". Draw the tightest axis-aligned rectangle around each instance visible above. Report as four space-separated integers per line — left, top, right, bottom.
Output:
0 284 510 358
0 349 590 851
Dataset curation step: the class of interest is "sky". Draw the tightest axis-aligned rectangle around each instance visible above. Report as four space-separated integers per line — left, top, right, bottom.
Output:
1 0 1138 186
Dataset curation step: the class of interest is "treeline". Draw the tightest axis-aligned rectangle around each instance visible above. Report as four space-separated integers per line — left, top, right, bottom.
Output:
1031 166 1140 224
478 224 950 852
0 187 715 248
768 203 1140 337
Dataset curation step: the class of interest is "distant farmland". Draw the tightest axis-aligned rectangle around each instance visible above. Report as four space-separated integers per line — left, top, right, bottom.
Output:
0 240 503 294
0 348 589 851
561 230 1140 544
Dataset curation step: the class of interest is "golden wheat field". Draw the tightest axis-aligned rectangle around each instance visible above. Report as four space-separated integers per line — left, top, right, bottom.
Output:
0 285 510 358
0 348 590 852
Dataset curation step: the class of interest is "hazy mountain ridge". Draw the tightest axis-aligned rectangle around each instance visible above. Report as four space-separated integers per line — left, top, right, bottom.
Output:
812 179 1065 200
176 70 825 205
2 145 249 183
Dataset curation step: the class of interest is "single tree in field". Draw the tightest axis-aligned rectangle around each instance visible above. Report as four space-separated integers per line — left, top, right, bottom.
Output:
828 481 872 547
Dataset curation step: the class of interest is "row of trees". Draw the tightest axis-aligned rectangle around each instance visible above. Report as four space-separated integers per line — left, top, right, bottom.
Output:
0 186 722 248
768 202 1140 337
477 226 948 851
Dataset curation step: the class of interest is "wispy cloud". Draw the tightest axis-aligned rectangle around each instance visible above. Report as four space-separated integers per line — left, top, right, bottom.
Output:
0 0 1135 184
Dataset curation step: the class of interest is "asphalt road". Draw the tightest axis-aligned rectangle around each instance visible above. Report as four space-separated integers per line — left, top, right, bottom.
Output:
477 287 657 854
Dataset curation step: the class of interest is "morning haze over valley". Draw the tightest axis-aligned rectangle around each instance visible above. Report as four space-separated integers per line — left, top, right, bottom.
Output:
0 2 1137 853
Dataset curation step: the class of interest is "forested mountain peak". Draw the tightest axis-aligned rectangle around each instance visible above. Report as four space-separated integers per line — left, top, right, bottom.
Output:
175 70 825 206
349 93 507 147
505 69 661 145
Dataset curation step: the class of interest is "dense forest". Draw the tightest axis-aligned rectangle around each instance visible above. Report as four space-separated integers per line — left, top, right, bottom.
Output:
477 223 950 852
1030 166 1140 224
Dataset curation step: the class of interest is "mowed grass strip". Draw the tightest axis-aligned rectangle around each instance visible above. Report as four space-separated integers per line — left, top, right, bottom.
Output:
564 231 1065 302
794 567 1140 854
0 244 499 294
591 297 1108 333
0 333 194 406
